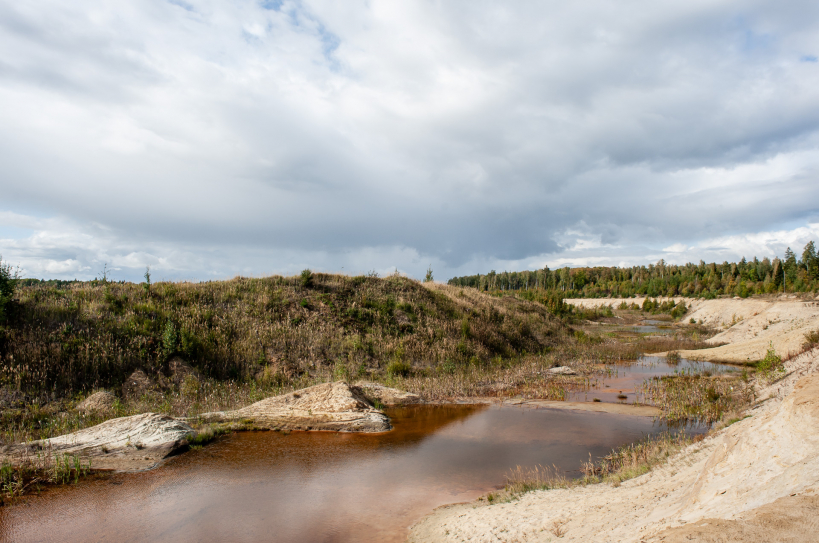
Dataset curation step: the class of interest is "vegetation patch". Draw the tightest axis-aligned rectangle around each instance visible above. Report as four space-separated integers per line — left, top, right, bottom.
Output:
1 449 92 504
187 425 232 450
498 431 701 501
639 372 752 423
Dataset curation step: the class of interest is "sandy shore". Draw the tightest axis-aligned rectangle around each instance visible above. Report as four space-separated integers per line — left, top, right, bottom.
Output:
408 306 819 542
567 296 819 364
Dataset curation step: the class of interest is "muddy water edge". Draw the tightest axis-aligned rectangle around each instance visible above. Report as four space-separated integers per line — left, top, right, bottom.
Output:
0 401 700 543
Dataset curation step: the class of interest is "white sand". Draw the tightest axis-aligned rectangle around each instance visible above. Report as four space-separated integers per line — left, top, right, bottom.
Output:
566 296 819 364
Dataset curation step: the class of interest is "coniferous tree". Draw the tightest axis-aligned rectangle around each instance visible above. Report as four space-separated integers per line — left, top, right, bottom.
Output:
0 257 18 324
803 241 818 279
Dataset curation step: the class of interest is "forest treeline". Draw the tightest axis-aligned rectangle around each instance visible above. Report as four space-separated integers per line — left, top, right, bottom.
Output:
448 242 819 299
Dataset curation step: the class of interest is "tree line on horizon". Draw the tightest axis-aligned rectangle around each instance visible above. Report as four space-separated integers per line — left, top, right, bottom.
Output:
447 241 819 299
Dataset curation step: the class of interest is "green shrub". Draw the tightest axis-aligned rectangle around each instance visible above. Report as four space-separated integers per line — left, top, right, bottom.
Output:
300 269 313 288
161 321 179 359
386 359 412 377
670 302 687 319
757 342 784 377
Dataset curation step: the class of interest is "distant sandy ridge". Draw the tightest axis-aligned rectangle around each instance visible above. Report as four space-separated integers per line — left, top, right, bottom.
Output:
567 296 819 364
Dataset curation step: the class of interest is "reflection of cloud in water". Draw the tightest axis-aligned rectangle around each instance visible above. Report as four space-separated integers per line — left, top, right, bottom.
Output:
0 405 675 543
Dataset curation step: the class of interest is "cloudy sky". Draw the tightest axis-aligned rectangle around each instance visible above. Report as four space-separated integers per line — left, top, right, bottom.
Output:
1 1 819 282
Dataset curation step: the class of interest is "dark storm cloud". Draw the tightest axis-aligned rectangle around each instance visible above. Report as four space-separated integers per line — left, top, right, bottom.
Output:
1 0 819 281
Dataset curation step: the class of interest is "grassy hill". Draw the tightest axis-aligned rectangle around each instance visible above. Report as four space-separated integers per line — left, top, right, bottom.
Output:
0 273 566 398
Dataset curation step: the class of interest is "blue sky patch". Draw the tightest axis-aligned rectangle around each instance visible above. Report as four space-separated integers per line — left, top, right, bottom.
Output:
260 0 283 11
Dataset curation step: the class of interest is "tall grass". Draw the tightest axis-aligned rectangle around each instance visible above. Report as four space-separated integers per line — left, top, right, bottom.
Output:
500 431 702 501
0 275 566 397
0 445 91 504
639 373 752 423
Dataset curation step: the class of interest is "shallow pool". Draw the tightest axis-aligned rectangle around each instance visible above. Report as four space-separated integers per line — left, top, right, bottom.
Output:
0 404 687 543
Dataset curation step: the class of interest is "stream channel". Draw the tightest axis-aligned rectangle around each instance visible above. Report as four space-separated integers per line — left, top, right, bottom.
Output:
0 358 734 543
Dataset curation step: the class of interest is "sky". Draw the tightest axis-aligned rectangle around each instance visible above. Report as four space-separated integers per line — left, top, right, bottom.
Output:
1 0 819 282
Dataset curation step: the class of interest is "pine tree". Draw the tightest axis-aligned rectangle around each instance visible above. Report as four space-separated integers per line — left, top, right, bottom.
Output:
803 241 818 279
0 256 18 324
784 247 798 285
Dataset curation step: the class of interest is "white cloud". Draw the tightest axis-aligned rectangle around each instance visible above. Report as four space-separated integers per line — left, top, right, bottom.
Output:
1 1 819 280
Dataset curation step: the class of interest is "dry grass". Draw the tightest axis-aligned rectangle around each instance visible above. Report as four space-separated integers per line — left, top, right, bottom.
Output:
0 277 749 447
580 431 702 485
0 275 566 397
0 274 577 445
639 372 753 423
499 431 702 502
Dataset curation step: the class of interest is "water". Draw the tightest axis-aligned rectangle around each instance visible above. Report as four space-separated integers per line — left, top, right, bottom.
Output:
567 356 737 404
0 405 682 543
626 324 675 334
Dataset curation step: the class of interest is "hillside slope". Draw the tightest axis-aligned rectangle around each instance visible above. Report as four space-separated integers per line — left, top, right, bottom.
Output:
0 275 566 397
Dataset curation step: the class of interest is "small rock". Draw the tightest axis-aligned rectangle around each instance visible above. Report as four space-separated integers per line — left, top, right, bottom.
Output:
353 382 423 406
548 366 578 376
76 391 116 415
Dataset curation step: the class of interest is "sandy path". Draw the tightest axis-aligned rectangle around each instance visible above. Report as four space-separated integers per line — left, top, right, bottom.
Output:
408 346 819 543
566 296 819 364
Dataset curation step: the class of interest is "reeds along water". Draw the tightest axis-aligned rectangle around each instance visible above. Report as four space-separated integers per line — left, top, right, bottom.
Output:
1 444 92 503
639 372 752 423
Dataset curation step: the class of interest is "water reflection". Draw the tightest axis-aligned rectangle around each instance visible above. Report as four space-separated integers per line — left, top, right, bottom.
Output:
567 356 736 404
0 405 678 543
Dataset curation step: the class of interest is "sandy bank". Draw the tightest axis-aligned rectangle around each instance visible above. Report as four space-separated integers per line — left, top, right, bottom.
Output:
503 399 660 417
408 348 819 542
566 296 819 364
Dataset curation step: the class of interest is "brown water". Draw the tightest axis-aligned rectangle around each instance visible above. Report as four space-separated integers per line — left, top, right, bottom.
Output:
567 356 737 404
0 405 687 543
